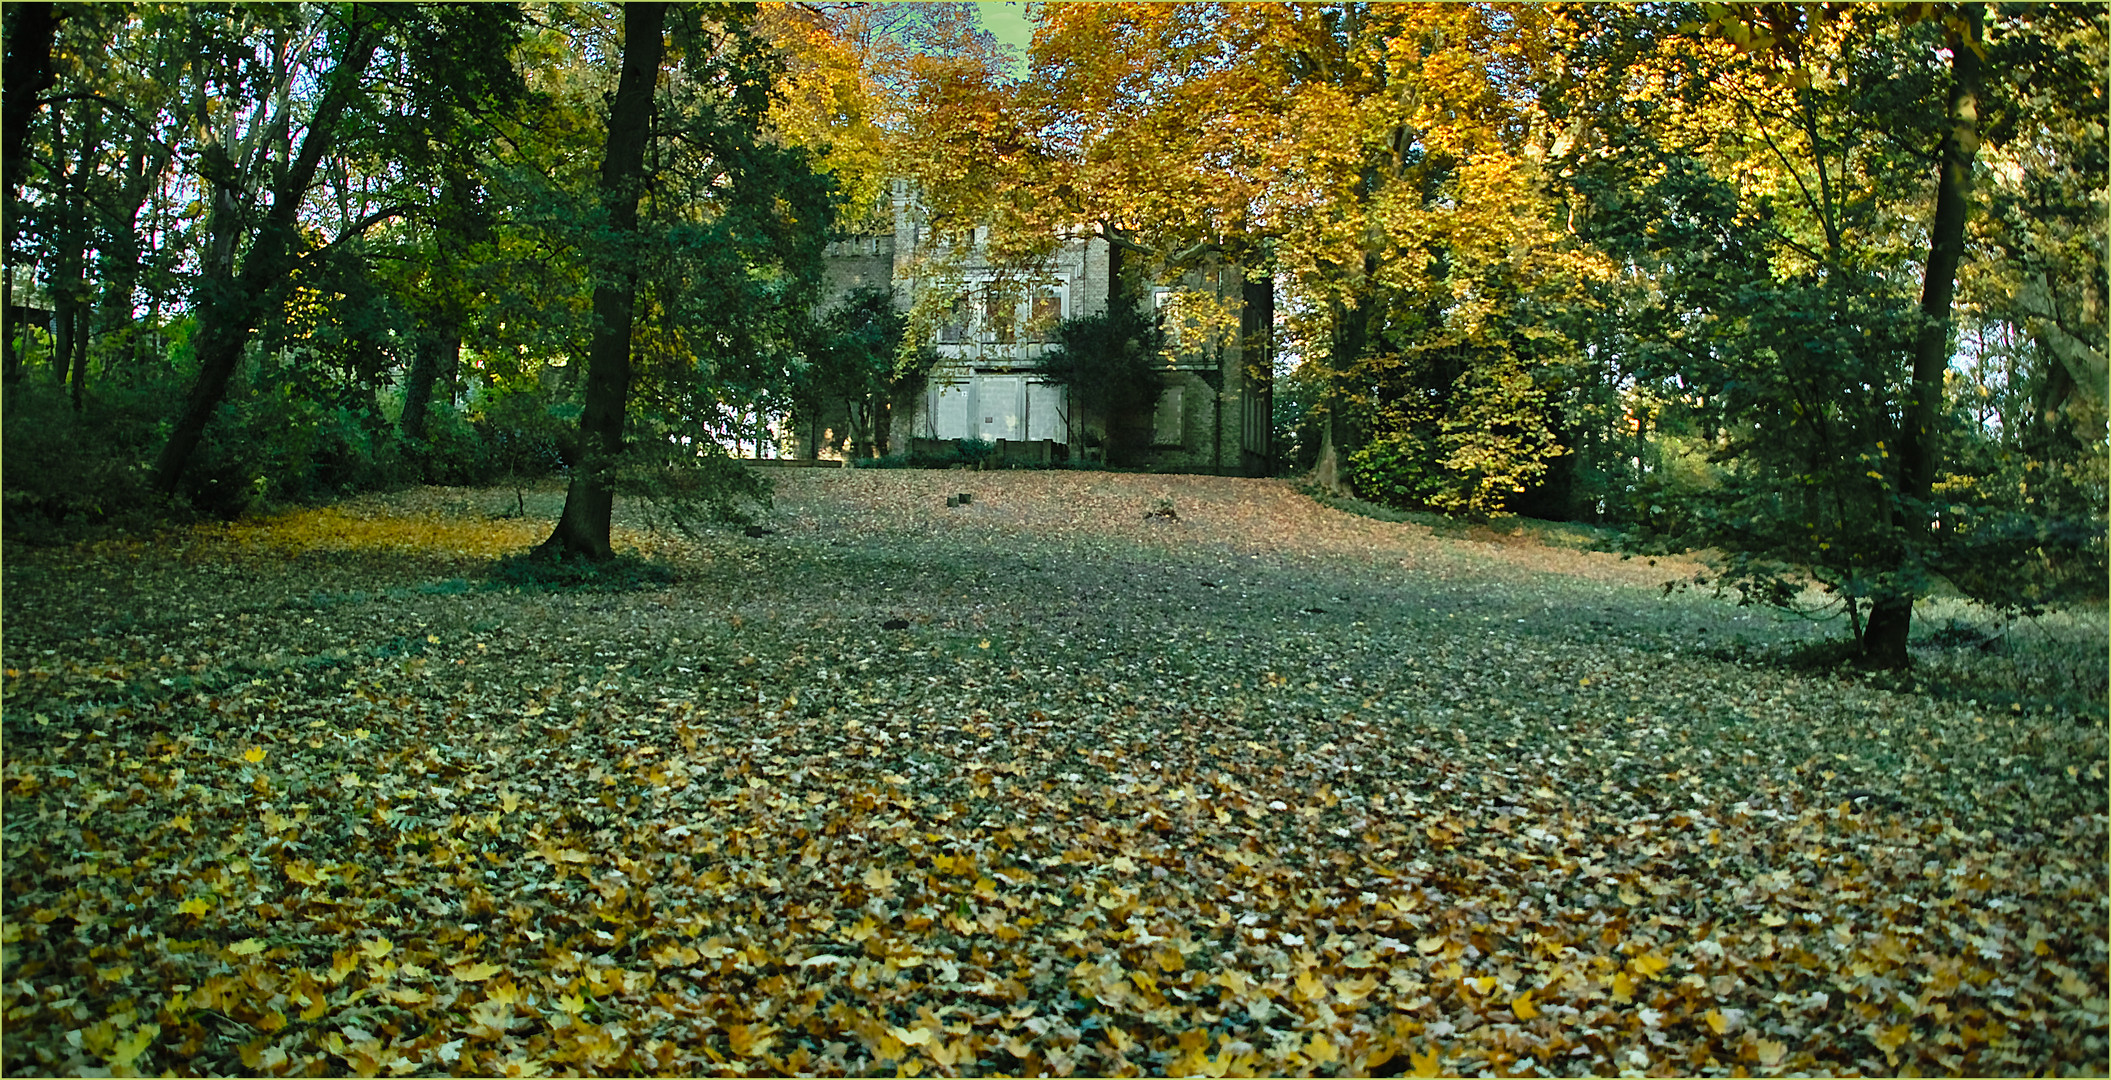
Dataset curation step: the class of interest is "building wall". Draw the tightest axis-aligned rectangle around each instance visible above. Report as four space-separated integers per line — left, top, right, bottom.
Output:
810 192 1271 474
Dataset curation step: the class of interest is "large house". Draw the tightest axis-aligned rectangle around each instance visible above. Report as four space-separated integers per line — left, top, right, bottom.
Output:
798 188 1274 475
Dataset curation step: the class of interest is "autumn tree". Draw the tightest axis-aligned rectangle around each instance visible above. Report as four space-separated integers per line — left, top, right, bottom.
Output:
535 4 835 560
1600 3 2105 664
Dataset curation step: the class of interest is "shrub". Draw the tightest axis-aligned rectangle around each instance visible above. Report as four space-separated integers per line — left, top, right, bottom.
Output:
1 382 162 543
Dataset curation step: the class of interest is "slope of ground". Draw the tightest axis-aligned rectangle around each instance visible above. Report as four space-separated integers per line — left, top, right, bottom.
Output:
4 470 2104 1077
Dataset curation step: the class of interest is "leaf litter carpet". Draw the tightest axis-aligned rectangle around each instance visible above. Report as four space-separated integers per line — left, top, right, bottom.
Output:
3 470 2104 1076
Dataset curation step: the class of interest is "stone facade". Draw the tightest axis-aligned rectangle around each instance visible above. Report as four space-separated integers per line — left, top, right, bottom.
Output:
798 189 1273 475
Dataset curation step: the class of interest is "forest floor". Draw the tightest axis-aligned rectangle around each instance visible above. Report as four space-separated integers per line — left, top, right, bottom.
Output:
3 469 2105 1077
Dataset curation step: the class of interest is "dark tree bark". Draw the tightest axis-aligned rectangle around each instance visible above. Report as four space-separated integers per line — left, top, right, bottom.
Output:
1 4 61 184
402 167 474 444
399 326 457 443
535 2 667 562
3 4 63 385
152 17 384 495
63 99 99 410
1862 18 1982 667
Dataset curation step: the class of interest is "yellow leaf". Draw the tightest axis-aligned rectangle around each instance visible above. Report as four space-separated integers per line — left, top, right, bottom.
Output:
1705 1008 1727 1034
978 639 990 649
243 747 266 763
1334 972 1379 1007
1410 1046 1442 1077
2059 970 2091 998
1469 975 1496 995
1305 1033 1339 1065
1415 934 1445 954
177 897 210 916
554 848 590 864
106 1023 158 1068
385 987 429 1005
1631 952 1670 979
451 960 502 982
1511 990 1538 1020
1873 1022 1911 1054
1295 967 1326 1002
1760 912 1789 927
891 1024 935 1047
360 937 393 960
863 866 897 893
500 791 521 813
1156 946 1185 973
229 938 267 956
727 1022 776 1058
1755 1039 1787 1067
1611 970 1635 1003
171 814 193 834
285 862 321 887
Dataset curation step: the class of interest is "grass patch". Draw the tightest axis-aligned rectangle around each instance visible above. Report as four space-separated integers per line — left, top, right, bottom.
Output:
487 549 677 592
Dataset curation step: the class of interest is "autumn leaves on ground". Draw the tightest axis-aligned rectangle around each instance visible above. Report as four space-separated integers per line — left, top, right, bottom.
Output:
3 470 2105 1078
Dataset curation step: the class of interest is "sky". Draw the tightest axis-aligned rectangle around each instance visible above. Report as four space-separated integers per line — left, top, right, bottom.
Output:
975 1 1035 76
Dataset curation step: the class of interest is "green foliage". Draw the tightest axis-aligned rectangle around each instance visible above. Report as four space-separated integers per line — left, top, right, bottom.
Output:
795 285 924 457
487 549 676 592
1029 303 1169 464
603 431 773 533
465 382 573 486
1336 345 1568 517
179 355 418 517
0 384 160 543
854 438 998 469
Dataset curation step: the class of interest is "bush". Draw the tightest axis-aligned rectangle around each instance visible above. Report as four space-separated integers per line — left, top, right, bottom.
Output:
854 438 999 469
413 403 504 487
1345 429 1447 509
1 382 162 543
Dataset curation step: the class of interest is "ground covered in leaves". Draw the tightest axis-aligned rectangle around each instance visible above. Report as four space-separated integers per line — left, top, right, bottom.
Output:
4 470 2106 1077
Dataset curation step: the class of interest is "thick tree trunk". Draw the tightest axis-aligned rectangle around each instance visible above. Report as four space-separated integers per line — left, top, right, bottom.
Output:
536 2 666 562
2 4 62 387
399 325 457 443
152 21 382 496
2 4 61 186
1863 18 1981 669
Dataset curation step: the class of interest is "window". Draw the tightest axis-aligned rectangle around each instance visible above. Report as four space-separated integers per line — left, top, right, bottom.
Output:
938 295 970 344
984 289 1014 344
1030 287 1063 339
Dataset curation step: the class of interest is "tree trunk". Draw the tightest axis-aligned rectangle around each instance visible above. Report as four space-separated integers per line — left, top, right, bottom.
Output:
1863 15 1981 669
2 4 62 389
152 19 383 496
399 325 457 442
536 2 666 562
1313 416 1345 495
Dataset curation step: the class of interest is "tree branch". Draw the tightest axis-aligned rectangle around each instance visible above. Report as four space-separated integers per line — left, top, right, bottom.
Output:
294 204 413 266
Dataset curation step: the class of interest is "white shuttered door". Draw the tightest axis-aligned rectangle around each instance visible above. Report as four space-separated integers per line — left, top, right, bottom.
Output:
977 376 1024 442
